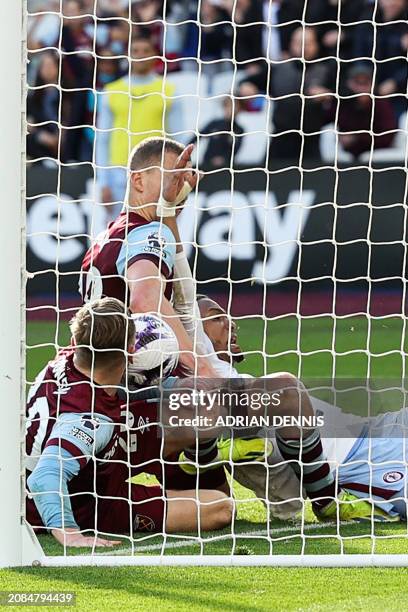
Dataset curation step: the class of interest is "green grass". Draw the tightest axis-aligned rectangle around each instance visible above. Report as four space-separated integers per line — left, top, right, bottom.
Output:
3 315 407 610
235 315 407 379
25 315 408 383
3 566 408 612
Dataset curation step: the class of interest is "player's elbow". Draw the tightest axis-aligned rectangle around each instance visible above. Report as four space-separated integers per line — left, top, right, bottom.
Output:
27 468 48 495
27 461 66 495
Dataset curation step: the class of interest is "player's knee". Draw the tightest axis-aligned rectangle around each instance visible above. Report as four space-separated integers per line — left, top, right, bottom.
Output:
272 372 307 413
217 496 234 528
271 371 301 387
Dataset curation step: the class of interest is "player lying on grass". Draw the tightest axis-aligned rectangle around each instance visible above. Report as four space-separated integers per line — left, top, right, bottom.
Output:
193 294 303 520
25 297 232 548
170 233 404 522
195 294 407 522
170 241 344 519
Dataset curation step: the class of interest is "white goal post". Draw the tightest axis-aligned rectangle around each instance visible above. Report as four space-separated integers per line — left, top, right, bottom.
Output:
0 0 42 568
4 0 408 568
0 0 23 566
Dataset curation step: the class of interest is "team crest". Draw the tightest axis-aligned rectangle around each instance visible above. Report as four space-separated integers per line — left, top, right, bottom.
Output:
134 514 155 532
137 416 150 434
383 471 404 484
80 415 100 431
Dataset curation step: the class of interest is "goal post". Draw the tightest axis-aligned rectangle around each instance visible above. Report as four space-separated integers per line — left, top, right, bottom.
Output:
0 0 25 567
12 0 408 567
0 0 43 569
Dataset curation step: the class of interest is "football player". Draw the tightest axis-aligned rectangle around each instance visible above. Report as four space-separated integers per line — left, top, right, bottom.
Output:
197 294 406 522
26 298 232 548
80 136 226 486
80 137 214 378
170 233 403 521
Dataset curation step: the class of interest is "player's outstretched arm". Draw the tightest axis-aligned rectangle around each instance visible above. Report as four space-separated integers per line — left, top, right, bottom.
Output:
28 446 120 548
27 413 121 548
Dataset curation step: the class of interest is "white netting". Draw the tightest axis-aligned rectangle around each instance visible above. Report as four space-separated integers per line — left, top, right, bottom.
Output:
22 0 408 565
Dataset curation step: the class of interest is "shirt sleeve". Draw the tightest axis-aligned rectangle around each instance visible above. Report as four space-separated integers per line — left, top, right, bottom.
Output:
116 221 176 279
27 446 81 529
27 412 115 529
44 412 115 468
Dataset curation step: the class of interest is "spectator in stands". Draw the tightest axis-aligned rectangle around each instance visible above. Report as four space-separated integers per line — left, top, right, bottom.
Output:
96 33 181 219
131 0 190 71
163 2 191 68
82 50 123 161
262 0 303 61
27 51 60 160
185 0 263 69
232 0 264 65
28 0 60 52
181 0 232 73
305 0 367 59
96 0 128 16
190 96 244 169
61 0 94 90
94 22 126 66
199 0 233 70
60 0 96 161
353 0 408 115
330 62 397 159
239 26 335 162
132 0 164 56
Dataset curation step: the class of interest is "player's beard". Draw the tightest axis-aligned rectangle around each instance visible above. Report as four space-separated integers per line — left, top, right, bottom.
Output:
231 346 245 363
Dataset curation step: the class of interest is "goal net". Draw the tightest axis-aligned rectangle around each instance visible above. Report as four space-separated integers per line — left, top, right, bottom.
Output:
3 0 408 567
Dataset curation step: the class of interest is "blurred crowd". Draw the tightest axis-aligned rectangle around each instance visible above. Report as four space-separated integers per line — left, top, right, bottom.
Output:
27 0 408 194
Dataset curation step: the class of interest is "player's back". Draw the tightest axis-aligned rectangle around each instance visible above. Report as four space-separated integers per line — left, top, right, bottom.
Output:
26 347 121 473
80 210 175 305
25 347 125 529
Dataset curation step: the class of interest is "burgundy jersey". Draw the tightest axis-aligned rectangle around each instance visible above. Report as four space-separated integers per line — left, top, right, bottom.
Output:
114 399 163 480
25 347 121 472
25 348 124 529
79 211 176 305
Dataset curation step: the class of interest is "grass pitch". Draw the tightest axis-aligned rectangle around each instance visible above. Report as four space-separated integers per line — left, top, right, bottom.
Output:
2 315 408 610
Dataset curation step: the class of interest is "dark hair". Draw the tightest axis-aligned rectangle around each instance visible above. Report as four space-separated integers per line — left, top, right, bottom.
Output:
131 30 156 47
29 51 59 113
129 136 184 171
70 297 135 368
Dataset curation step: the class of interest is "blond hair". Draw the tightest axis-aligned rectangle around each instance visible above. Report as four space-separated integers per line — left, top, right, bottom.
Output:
70 298 135 368
129 136 184 172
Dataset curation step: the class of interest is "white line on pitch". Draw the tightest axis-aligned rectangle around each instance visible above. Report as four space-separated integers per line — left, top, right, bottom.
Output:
98 521 346 556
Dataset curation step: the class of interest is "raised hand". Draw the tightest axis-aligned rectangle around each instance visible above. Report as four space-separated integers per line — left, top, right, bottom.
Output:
161 144 199 204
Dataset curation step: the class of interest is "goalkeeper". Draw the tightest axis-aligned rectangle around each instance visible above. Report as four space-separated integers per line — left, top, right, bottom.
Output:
172 247 404 522
195 294 407 522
